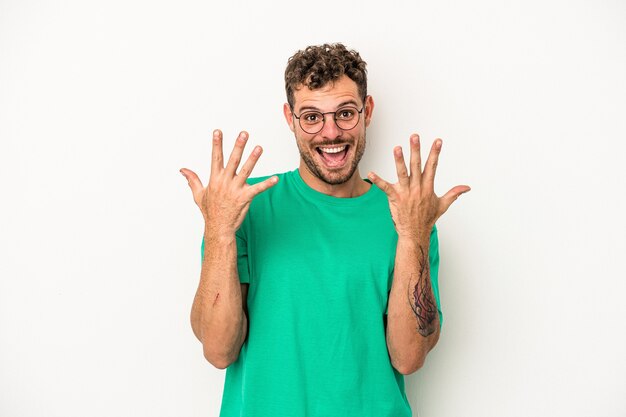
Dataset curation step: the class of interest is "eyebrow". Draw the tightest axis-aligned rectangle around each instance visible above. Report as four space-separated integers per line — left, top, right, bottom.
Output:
297 99 360 113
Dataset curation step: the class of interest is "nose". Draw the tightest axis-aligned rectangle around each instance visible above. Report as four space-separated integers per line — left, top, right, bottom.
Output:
319 114 342 138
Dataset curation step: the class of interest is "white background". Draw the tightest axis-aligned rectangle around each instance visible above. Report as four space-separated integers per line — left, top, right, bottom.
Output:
1 1 625 416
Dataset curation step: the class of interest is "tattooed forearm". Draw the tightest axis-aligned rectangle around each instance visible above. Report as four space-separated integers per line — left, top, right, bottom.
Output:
407 246 438 337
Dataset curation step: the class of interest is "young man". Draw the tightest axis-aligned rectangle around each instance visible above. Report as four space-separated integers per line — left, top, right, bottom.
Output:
180 43 469 417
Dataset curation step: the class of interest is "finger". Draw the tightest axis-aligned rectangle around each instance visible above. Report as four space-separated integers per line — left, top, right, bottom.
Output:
236 145 263 184
224 131 249 177
439 185 471 215
368 172 395 197
409 134 422 185
211 129 224 176
179 168 205 206
422 139 443 190
393 146 410 188
247 175 279 198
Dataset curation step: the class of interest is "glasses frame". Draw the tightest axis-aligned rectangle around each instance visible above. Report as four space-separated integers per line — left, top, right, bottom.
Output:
291 104 366 134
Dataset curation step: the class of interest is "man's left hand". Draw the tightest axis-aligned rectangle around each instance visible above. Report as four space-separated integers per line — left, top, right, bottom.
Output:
368 134 470 239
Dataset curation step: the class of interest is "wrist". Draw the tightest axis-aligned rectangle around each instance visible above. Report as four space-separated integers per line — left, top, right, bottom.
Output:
397 227 431 244
204 222 236 242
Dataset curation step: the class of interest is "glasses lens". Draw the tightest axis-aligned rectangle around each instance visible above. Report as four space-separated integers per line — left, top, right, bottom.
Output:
299 111 324 134
335 107 360 131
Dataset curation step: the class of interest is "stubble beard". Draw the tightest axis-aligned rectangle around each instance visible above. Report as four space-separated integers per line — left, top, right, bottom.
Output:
296 132 367 185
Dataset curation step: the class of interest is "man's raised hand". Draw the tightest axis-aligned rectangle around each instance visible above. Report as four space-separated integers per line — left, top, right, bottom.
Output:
367 134 470 239
180 130 278 237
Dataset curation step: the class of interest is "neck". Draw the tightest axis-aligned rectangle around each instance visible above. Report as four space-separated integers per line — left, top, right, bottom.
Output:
298 162 371 198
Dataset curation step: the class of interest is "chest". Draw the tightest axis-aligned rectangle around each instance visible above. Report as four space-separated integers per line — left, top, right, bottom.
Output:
245 201 398 313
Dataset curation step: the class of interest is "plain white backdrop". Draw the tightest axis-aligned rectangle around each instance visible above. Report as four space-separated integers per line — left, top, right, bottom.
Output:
1 0 625 416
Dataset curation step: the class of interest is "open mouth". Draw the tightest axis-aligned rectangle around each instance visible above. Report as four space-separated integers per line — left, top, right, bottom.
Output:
316 145 350 168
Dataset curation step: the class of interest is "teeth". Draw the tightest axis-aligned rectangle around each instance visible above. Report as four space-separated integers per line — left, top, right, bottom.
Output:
319 145 346 154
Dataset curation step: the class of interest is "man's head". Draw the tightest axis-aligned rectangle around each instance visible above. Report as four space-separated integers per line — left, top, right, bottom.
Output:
283 43 374 187
284 43 368 109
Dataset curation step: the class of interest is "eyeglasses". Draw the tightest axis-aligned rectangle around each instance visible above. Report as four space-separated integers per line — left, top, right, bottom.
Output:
292 105 365 134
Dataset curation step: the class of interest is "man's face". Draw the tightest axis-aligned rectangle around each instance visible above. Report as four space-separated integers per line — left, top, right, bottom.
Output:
284 75 374 185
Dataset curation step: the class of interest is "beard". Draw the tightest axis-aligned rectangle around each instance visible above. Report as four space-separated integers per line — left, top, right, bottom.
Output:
295 132 367 185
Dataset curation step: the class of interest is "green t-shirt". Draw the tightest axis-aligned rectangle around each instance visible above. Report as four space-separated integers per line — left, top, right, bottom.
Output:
203 169 442 417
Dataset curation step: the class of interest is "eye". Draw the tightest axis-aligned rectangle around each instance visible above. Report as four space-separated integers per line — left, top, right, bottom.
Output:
302 112 322 124
336 108 356 120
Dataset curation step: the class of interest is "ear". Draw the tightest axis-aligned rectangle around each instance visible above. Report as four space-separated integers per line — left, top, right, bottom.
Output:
364 95 375 127
283 103 295 133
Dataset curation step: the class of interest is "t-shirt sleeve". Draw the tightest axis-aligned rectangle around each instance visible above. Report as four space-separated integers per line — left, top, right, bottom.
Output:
199 227 250 284
235 227 250 284
429 225 444 328
385 225 444 328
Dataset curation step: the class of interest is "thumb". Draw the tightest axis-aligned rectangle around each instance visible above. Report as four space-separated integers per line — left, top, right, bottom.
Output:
368 172 394 197
180 168 204 205
440 185 471 214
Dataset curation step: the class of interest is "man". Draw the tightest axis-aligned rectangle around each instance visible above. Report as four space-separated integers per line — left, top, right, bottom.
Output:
180 43 469 417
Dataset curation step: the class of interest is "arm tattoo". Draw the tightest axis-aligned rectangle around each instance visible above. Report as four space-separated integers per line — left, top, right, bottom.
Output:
407 246 438 337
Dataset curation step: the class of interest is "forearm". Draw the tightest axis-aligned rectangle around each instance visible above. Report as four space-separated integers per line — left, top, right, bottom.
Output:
190 226 247 368
386 230 440 374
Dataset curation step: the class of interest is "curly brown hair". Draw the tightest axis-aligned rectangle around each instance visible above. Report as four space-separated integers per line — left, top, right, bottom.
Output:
284 43 368 109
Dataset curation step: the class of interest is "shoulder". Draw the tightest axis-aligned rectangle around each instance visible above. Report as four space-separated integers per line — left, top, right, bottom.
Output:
245 171 295 208
242 171 294 229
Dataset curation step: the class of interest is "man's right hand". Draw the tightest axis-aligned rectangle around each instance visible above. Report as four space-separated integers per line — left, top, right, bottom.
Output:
180 129 278 237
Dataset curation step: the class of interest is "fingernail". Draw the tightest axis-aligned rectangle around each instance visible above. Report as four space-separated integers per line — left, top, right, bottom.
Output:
213 129 220 137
